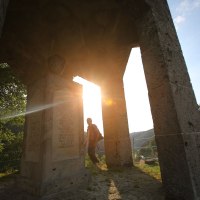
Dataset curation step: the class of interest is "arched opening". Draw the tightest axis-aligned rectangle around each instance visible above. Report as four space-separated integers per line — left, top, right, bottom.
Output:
124 48 153 133
73 76 105 165
123 48 158 164
73 76 103 134
73 48 159 168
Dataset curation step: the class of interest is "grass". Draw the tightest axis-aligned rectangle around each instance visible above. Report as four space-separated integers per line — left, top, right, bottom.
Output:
135 162 161 181
0 156 161 184
0 173 8 178
0 170 18 179
85 154 161 180
85 154 161 182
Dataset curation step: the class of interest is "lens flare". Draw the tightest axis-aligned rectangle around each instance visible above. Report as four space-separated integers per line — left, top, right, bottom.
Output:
0 98 75 120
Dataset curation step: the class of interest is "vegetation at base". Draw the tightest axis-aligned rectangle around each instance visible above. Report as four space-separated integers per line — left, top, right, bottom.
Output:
85 153 161 181
0 63 26 173
0 170 18 178
85 154 107 174
135 162 161 181
0 131 23 172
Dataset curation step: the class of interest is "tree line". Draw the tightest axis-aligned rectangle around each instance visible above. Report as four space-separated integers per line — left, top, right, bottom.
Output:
0 63 26 172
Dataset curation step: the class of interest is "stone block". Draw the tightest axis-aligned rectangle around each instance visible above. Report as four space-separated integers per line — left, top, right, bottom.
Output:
19 76 89 198
156 132 200 199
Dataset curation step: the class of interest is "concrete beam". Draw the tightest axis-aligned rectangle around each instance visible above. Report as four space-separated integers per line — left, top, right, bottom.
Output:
138 1 200 199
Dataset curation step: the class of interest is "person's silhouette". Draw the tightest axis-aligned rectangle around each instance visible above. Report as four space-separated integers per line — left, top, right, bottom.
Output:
86 118 102 165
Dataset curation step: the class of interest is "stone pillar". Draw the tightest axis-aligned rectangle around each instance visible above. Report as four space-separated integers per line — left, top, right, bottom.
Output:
101 78 133 168
19 74 89 198
138 1 200 199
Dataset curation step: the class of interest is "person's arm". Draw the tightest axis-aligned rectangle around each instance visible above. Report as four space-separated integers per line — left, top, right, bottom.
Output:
93 124 103 142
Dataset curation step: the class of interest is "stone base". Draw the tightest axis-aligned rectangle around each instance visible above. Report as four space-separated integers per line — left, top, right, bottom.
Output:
156 132 200 199
17 168 90 199
105 138 133 168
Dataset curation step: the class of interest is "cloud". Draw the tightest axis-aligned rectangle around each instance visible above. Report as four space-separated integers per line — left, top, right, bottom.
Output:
174 15 185 29
177 0 200 13
194 0 200 8
174 15 185 25
173 0 200 29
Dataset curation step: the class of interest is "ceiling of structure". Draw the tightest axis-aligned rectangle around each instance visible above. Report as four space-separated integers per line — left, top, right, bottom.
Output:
0 0 148 84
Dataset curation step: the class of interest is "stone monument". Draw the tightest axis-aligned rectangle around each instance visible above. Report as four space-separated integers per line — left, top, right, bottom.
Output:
19 73 89 198
1 0 200 199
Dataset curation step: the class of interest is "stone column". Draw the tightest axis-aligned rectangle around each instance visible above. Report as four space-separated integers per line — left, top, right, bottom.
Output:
101 78 133 168
19 74 89 198
137 1 200 199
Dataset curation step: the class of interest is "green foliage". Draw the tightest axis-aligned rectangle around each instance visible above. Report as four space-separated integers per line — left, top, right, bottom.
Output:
0 63 26 172
134 137 158 161
0 129 23 172
0 63 26 119
135 163 161 181
85 154 107 174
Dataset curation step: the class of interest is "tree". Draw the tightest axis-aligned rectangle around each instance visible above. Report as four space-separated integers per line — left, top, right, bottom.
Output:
0 63 26 172
0 63 26 131
0 127 23 172
0 63 26 119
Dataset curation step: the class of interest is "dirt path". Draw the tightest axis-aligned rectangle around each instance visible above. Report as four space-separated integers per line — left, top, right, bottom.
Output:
0 166 165 200
80 165 165 200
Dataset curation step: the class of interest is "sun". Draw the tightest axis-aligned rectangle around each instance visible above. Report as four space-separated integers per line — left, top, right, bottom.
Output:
73 48 153 134
73 76 104 133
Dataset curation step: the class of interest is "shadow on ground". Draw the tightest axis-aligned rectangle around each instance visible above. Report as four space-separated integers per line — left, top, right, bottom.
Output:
0 166 165 200
83 165 165 200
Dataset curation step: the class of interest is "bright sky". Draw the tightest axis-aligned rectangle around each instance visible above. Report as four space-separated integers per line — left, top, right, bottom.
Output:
75 0 200 134
167 0 200 103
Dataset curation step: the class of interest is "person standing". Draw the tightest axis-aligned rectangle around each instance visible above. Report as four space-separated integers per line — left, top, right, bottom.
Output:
86 118 103 165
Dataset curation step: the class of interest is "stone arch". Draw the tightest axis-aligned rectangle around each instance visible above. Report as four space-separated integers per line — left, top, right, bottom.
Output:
1 0 200 199
124 0 200 199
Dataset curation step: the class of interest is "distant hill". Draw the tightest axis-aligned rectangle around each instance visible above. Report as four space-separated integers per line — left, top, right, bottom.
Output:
130 129 155 149
95 129 155 154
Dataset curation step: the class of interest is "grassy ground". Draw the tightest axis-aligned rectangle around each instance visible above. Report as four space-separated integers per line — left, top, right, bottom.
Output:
0 156 164 200
0 171 15 178
85 154 161 181
135 162 161 181
0 173 8 178
83 156 164 200
0 170 18 181
0 156 161 182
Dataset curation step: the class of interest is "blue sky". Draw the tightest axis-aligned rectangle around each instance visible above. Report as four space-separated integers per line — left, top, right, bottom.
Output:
167 0 200 103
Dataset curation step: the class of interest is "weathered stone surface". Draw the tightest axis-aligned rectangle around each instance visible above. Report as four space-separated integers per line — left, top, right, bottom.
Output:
0 0 137 84
102 79 133 167
137 1 200 199
155 132 200 199
1 0 200 199
19 74 89 198
156 134 195 199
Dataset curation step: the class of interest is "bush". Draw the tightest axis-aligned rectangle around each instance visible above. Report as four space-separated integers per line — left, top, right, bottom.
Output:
0 128 23 172
0 63 26 173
